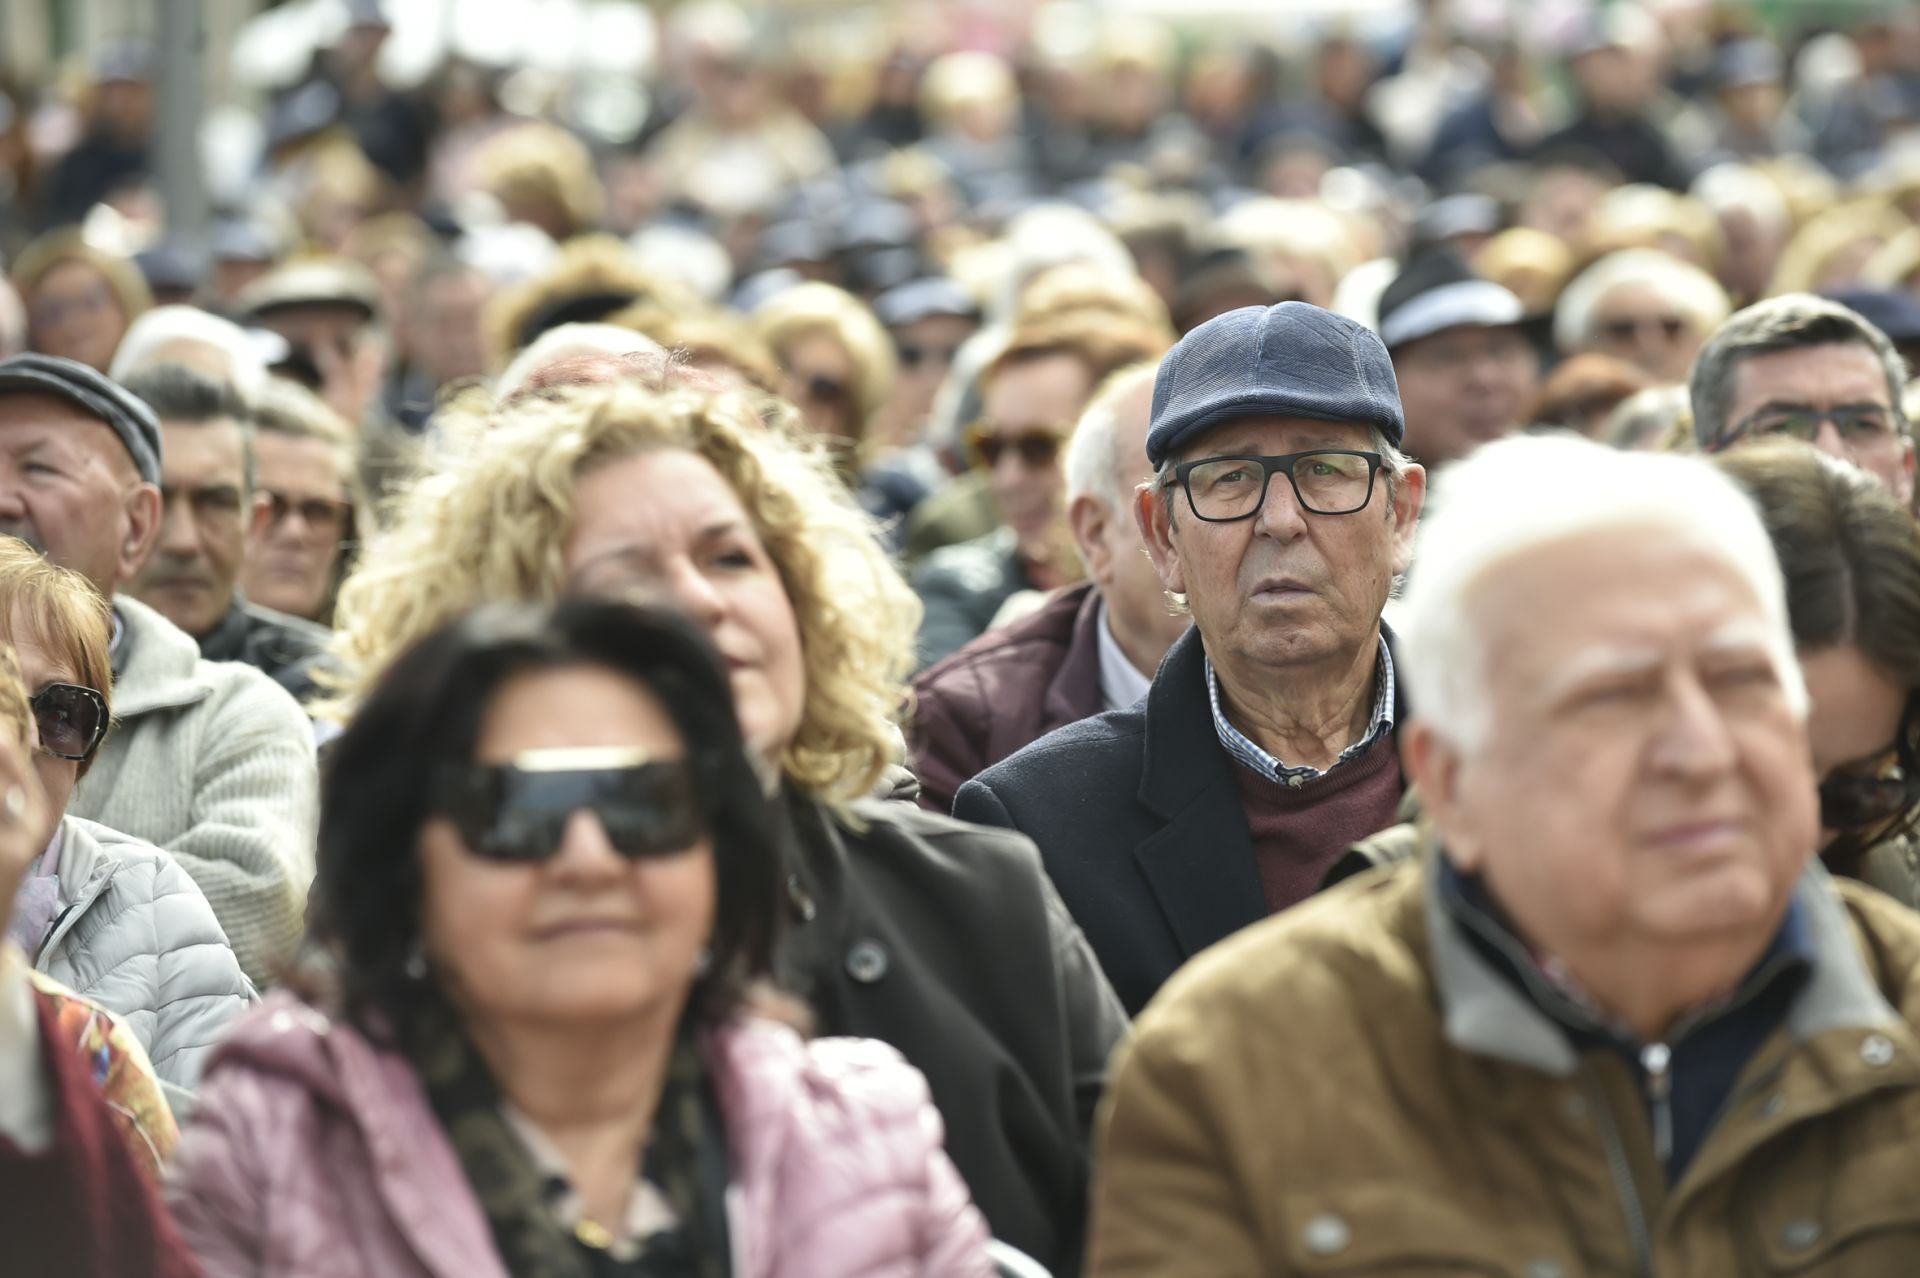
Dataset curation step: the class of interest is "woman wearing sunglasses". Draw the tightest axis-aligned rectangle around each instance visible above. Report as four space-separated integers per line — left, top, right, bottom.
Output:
0 539 252 1094
170 599 991 1277
327 378 1125 1276
1717 440 1920 905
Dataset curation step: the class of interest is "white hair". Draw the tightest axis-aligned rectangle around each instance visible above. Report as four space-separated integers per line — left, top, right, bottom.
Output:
494 323 667 399
1553 248 1731 354
1690 163 1790 241
1398 433 1805 750
1065 363 1157 509
110 304 270 405
993 204 1136 321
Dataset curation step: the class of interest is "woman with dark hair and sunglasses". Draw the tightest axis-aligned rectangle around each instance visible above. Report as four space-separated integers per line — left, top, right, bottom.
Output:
169 599 993 1277
0 538 253 1094
1716 440 1920 905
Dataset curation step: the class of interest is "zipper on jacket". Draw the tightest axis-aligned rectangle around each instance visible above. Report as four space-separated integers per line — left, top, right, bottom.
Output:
1586 1071 1656 1278
1641 1042 1673 1167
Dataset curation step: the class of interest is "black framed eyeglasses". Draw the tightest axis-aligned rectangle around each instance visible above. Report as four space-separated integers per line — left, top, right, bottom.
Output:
431 746 709 863
30 683 108 762
1713 404 1902 453
1171 450 1384 522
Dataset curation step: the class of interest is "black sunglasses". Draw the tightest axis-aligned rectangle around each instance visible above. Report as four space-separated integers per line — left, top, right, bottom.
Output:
965 422 1067 469
31 682 109 762
432 747 708 863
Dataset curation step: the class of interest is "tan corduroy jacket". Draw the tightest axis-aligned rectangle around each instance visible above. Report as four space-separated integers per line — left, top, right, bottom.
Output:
1089 856 1920 1277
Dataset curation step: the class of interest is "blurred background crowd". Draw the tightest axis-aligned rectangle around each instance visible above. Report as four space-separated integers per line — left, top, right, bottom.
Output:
0 2 1916 632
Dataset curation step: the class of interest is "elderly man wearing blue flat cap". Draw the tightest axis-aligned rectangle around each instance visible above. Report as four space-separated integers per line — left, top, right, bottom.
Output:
955 302 1426 1014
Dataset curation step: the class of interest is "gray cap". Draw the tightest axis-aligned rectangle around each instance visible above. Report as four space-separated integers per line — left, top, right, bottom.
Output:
1147 302 1405 467
0 354 162 484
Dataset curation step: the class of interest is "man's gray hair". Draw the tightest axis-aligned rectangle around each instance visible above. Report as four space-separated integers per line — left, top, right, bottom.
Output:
1065 363 1157 510
1689 293 1912 449
1398 433 1806 751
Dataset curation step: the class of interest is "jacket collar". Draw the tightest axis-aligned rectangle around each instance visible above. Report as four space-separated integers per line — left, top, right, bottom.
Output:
1131 626 1266 957
109 596 220 718
1041 582 1105 729
1425 854 1897 1077
195 597 250 664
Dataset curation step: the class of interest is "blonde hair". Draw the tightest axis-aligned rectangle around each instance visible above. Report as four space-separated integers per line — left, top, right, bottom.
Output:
1768 201 1913 296
749 282 898 432
0 647 29 748
329 379 919 803
0 539 113 775
612 302 783 393
10 228 152 328
485 235 698 368
473 122 605 241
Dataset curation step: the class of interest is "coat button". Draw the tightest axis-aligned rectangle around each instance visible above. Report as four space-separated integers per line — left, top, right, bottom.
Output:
845 938 889 984
1301 1213 1350 1255
1780 1219 1822 1251
1526 1261 1565 1278
1860 1033 1895 1067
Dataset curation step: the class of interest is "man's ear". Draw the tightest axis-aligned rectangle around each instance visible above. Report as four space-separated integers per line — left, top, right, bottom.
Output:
115 482 164 586
1388 462 1427 578
1403 718 1478 868
1134 483 1187 597
1067 493 1110 585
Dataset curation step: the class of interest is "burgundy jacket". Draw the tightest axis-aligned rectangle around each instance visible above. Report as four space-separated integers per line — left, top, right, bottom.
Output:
908 583 1107 815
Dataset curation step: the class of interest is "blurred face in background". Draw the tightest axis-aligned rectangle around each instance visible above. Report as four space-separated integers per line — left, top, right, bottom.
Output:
27 261 129 373
976 353 1092 561
1392 325 1540 469
409 268 493 390
243 432 353 621
877 312 974 449
131 417 257 639
776 329 861 443
1586 280 1705 383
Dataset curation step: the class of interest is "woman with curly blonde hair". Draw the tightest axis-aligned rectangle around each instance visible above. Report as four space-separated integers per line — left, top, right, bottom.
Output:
329 376 1124 1276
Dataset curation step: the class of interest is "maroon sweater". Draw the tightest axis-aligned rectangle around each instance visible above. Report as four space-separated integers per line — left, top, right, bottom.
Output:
1228 732 1404 914
0 992 202 1278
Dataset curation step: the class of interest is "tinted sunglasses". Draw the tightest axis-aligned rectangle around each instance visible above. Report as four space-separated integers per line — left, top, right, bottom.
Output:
432 746 707 863
1597 315 1686 343
31 682 109 762
965 422 1067 469
265 491 353 538
1819 754 1920 834
798 373 850 405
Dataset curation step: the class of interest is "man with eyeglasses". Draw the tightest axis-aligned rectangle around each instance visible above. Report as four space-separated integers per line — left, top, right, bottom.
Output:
121 364 330 702
955 303 1425 1014
1691 293 1915 505
0 352 316 986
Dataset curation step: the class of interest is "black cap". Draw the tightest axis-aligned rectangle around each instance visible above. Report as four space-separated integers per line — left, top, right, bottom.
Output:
1825 287 1920 343
873 277 979 329
1375 250 1525 351
0 354 162 484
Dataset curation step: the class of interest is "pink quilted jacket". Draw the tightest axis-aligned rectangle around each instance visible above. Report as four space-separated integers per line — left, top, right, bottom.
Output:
166 993 994 1278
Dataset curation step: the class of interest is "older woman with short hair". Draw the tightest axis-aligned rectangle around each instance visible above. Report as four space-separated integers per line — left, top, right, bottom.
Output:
0 538 252 1094
328 376 1126 1274
10 228 151 372
172 599 991 1276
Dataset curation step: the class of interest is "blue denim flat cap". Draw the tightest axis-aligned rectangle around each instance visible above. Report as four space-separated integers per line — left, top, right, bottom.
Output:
1146 302 1405 467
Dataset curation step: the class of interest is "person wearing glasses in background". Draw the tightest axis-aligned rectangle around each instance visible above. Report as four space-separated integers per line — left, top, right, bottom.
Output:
1716 440 1920 907
120 364 332 704
957 303 1425 1015
1553 248 1731 386
0 537 252 1094
170 600 992 1277
1691 293 1915 506
0 353 316 989
910 308 1169 668
241 378 363 626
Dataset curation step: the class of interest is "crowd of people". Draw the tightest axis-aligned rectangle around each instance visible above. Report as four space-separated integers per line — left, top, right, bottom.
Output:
3 0 1920 1272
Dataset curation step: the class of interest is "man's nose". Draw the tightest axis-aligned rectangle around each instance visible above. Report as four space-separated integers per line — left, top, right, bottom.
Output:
1253 471 1310 540
1649 674 1739 779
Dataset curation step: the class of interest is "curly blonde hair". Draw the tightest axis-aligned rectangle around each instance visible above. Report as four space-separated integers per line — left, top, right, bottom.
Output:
328 378 920 803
